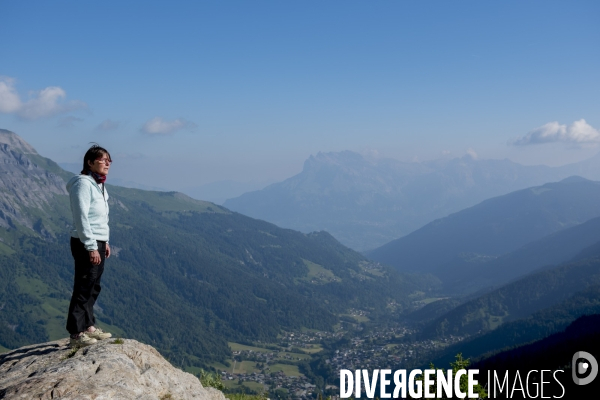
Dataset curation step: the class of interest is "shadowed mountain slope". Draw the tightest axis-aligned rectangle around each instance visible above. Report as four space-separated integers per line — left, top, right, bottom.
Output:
422 255 600 339
442 215 600 290
429 281 600 371
367 177 600 286
471 314 600 399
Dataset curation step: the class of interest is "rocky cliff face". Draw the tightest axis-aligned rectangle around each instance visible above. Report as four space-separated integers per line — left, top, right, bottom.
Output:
0 338 228 400
0 129 69 235
0 129 38 154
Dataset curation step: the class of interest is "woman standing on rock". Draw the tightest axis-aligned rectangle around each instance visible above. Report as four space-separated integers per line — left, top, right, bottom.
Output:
66 144 113 347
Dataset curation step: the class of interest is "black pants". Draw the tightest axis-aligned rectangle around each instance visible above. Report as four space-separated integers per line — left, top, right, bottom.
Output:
66 238 106 335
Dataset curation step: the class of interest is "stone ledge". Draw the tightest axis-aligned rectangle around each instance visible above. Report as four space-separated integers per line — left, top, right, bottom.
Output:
0 338 226 400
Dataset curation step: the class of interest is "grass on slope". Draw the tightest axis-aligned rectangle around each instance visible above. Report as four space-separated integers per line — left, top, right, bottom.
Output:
233 361 263 374
0 241 15 256
108 186 228 213
228 342 312 361
298 345 323 354
227 360 303 376
297 259 342 284
27 153 75 182
268 363 302 376
223 380 267 394
339 313 370 323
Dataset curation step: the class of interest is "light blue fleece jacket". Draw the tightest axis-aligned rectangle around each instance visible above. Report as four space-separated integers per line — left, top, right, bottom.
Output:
66 174 109 251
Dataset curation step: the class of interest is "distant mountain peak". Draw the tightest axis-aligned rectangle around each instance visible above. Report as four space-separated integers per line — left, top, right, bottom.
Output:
559 175 591 183
305 150 366 166
0 129 38 154
226 148 600 251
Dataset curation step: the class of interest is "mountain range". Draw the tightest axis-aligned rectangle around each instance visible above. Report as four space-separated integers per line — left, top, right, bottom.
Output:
367 177 600 292
224 150 600 251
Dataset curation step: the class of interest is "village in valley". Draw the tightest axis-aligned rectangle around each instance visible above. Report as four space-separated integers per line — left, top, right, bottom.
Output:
211 321 466 399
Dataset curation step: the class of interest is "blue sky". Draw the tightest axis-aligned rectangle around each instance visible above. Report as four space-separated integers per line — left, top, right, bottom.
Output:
1 1 599 192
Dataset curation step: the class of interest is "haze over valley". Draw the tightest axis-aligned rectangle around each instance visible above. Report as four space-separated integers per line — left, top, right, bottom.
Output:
224 150 600 251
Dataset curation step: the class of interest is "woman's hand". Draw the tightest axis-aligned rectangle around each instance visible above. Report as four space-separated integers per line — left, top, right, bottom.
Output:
106 243 111 259
89 250 101 265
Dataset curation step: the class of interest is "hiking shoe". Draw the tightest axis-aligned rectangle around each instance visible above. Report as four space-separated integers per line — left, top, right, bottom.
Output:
86 328 112 340
70 333 97 347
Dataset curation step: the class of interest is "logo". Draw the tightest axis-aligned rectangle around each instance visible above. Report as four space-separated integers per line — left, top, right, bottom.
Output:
572 351 598 386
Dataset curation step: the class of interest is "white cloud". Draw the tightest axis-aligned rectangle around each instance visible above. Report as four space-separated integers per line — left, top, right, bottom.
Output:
466 148 478 159
141 117 196 135
96 119 120 131
19 86 87 119
0 76 87 120
569 119 600 142
512 119 600 145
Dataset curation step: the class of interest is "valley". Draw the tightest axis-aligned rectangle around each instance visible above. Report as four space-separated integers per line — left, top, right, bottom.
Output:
201 323 467 399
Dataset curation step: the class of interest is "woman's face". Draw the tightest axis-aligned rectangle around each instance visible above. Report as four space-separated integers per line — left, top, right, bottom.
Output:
88 153 111 176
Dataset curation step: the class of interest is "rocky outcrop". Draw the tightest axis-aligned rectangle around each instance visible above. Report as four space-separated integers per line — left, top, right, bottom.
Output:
0 129 38 154
0 338 228 400
0 129 69 233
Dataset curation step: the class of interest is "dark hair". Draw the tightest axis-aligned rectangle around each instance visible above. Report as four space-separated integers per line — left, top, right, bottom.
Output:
81 144 112 174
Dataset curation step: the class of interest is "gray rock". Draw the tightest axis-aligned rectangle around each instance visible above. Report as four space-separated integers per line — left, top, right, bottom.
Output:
0 339 228 400
0 129 38 154
0 130 69 233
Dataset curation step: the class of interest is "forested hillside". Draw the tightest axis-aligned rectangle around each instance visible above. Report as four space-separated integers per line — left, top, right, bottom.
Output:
0 130 436 365
473 314 600 399
422 256 600 339
428 275 600 368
